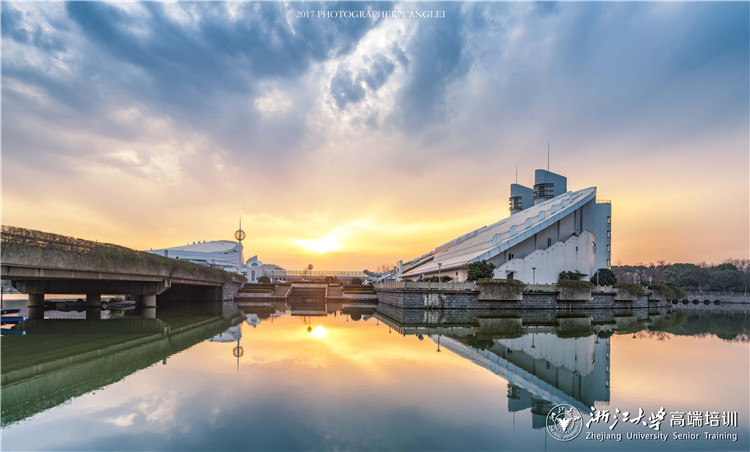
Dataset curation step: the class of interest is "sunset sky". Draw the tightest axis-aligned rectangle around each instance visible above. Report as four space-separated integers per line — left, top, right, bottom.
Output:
2 1 748 271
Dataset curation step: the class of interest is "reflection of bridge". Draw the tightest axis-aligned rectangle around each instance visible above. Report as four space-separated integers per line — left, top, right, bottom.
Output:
0 227 245 319
1 304 243 427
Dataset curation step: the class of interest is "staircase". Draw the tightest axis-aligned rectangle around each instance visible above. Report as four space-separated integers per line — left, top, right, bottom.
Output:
287 285 327 302
271 285 291 297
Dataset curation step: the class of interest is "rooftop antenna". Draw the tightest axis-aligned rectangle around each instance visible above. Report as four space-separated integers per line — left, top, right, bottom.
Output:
515 164 518 184
546 142 550 190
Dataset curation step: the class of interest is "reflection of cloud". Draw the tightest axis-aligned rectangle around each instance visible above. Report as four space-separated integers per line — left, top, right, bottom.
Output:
106 413 136 427
138 391 178 425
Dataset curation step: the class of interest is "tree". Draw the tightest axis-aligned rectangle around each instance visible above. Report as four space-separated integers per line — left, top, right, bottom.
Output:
467 261 496 281
559 271 584 281
377 263 394 273
350 277 363 285
709 269 742 292
590 268 617 286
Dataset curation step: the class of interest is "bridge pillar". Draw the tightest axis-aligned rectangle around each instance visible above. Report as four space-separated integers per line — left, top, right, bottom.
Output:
143 308 156 319
27 293 45 319
138 294 157 319
86 293 101 307
139 294 157 308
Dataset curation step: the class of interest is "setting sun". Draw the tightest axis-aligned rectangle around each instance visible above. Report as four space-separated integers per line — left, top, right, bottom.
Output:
309 325 329 339
295 233 343 254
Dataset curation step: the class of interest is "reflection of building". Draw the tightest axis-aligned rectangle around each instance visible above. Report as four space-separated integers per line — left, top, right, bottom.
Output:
209 324 241 342
399 170 611 283
144 241 283 283
434 331 610 416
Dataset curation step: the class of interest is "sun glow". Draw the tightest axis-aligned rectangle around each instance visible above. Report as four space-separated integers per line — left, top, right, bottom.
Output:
295 233 343 254
309 325 329 339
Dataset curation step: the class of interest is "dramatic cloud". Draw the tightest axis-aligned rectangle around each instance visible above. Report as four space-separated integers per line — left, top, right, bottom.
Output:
2 1 748 268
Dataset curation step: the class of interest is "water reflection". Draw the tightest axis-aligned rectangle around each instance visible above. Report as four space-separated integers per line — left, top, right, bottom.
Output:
1 301 747 451
1 300 243 427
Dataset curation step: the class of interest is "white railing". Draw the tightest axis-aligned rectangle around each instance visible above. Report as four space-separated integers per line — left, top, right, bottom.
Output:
375 281 477 291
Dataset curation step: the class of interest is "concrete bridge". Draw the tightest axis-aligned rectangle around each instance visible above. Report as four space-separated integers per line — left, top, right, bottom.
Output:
1 226 246 318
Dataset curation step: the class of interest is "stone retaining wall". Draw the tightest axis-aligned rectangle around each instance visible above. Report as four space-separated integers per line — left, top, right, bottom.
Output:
376 288 670 310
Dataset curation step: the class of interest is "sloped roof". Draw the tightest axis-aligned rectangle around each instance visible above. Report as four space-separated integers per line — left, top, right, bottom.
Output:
152 240 239 253
402 187 596 276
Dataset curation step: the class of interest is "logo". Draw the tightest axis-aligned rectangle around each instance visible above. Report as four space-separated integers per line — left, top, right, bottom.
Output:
547 404 583 441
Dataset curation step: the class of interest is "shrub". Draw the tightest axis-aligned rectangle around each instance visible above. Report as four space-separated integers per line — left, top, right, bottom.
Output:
467 261 496 281
350 277 363 285
475 278 526 297
466 335 495 350
556 279 594 290
257 276 271 284
649 283 688 300
476 279 526 288
614 282 646 297
670 285 688 300
559 271 584 281
423 276 453 282
590 268 617 285
649 283 674 299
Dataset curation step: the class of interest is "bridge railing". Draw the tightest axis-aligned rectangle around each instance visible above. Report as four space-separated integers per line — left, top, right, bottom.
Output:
1 226 245 284
1 226 128 254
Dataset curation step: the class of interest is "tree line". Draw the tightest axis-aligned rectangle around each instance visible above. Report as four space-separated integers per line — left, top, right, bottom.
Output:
612 259 750 294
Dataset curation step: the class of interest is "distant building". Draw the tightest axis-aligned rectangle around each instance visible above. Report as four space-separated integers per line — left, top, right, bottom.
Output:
144 241 284 283
399 170 611 283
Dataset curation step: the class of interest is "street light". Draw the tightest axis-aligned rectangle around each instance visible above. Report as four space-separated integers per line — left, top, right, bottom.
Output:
235 217 246 275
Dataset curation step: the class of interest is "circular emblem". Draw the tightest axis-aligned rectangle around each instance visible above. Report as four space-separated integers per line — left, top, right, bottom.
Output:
546 404 583 441
234 229 246 241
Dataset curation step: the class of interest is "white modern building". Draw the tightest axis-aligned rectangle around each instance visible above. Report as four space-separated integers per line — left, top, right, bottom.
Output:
399 170 611 283
144 241 283 283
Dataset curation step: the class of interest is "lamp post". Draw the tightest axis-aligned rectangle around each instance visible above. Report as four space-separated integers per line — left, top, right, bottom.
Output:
437 262 443 289
232 329 244 373
234 217 246 275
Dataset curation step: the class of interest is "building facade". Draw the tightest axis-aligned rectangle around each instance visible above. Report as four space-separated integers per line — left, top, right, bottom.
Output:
144 241 283 283
399 170 611 284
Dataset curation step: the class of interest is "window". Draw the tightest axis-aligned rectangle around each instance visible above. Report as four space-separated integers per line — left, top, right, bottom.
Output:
510 225 517 237
607 259 611 266
551 204 557 214
607 216 611 224
607 245 611 252
547 237 552 248
524 218 532 229
607 230 611 238
508 253 515 260
538 211 545 222
492 233 501 246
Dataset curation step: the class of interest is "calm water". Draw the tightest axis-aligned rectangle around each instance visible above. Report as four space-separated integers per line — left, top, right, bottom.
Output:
1 300 748 451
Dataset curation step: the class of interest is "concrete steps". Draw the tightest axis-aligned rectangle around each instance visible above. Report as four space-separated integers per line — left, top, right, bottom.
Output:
288 286 326 301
